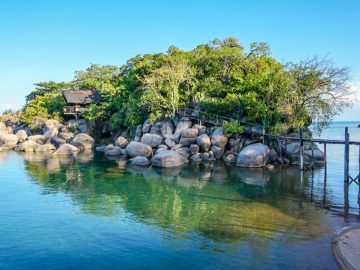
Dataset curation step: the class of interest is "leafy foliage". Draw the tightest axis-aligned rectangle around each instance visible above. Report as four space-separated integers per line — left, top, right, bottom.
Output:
223 121 245 136
21 38 351 134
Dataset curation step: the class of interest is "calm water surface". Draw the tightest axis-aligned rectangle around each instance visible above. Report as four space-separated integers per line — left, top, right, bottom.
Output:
0 122 360 269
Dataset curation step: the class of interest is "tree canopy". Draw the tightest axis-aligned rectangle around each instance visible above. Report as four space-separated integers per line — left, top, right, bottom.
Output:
21 38 351 133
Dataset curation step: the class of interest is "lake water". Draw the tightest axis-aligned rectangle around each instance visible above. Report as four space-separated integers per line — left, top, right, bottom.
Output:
0 122 360 269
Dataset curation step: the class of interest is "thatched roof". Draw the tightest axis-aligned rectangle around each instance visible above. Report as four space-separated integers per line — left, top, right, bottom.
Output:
62 90 102 105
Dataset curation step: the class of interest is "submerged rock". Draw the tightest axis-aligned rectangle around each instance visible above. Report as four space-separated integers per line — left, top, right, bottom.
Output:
129 156 151 166
35 143 56 152
53 143 80 155
236 143 270 168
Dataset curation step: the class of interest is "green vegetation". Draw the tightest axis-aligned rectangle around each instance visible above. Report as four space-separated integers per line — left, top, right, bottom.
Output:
21 38 351 133
223 121 245 136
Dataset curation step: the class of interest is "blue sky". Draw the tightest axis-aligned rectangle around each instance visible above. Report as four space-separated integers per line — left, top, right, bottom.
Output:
1 0 359 120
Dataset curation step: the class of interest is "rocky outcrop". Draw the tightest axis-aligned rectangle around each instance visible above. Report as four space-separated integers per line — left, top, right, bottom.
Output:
151 150 187 168
236 143 270 168
126 141 153 158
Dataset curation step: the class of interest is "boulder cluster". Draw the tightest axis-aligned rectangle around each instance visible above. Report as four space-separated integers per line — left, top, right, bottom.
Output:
96 117 325 168
1 116 325 168
0 119 93 156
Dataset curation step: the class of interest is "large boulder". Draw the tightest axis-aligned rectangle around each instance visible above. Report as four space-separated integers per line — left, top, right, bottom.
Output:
70 133 94 151
44 127 59 142
135 124 143 137
164 138 176 148
142 119 152 134
45 119 62 130
53 143 80 155
192 124 207 136
236 143 270 168
140 134 163 148
115 136 129 148
285 142 300 156
35 143 56 152
129 156 151 166
174 117 192 134
16 130 28 143
190 153 202 162
58 131 75 142
210 145 225 159
180 128 198 138
190 144 199 155
151 150 187 168
0 134 18 150
165 133 181 144
28 135 46 144
0 122 6 131
179 128 198 146
16 140 39 152
304 149 325 161
228 137 242 153
159 119 174 137
211 128 228 148
51 137 66 148
105 149 122 156
175 147 191 158
196 134 211 152
126 141 153 158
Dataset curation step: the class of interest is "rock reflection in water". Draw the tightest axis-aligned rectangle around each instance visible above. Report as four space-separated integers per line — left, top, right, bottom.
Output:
22 152 332 246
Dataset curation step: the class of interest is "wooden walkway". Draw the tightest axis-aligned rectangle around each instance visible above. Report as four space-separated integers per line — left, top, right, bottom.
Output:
178 107 360 185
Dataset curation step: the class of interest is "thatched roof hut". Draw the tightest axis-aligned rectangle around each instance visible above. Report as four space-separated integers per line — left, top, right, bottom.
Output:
62 90 102 105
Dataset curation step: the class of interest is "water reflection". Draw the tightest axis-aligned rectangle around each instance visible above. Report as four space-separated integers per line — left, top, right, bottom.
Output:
20 152 339 247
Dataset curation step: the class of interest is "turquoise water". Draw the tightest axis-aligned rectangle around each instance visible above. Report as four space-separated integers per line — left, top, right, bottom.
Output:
0 122 359 269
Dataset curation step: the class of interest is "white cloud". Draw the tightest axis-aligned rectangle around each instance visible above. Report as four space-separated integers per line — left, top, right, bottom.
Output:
348 82 360 102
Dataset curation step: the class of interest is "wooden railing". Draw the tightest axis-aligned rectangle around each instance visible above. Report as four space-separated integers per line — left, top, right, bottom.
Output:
178 107 360 182
63 106 85 115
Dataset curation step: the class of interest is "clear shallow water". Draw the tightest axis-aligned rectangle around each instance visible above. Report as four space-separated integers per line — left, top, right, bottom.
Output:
0 122 359 270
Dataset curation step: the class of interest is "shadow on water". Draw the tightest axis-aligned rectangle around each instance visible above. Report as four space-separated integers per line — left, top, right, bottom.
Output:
17 152 345 247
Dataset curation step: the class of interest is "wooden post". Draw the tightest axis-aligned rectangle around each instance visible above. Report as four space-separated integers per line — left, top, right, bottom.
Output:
278 138 282 159
262 127 265 145
311 142 315 170
324 143 327 171
299 127 304 170
344 127 350 182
